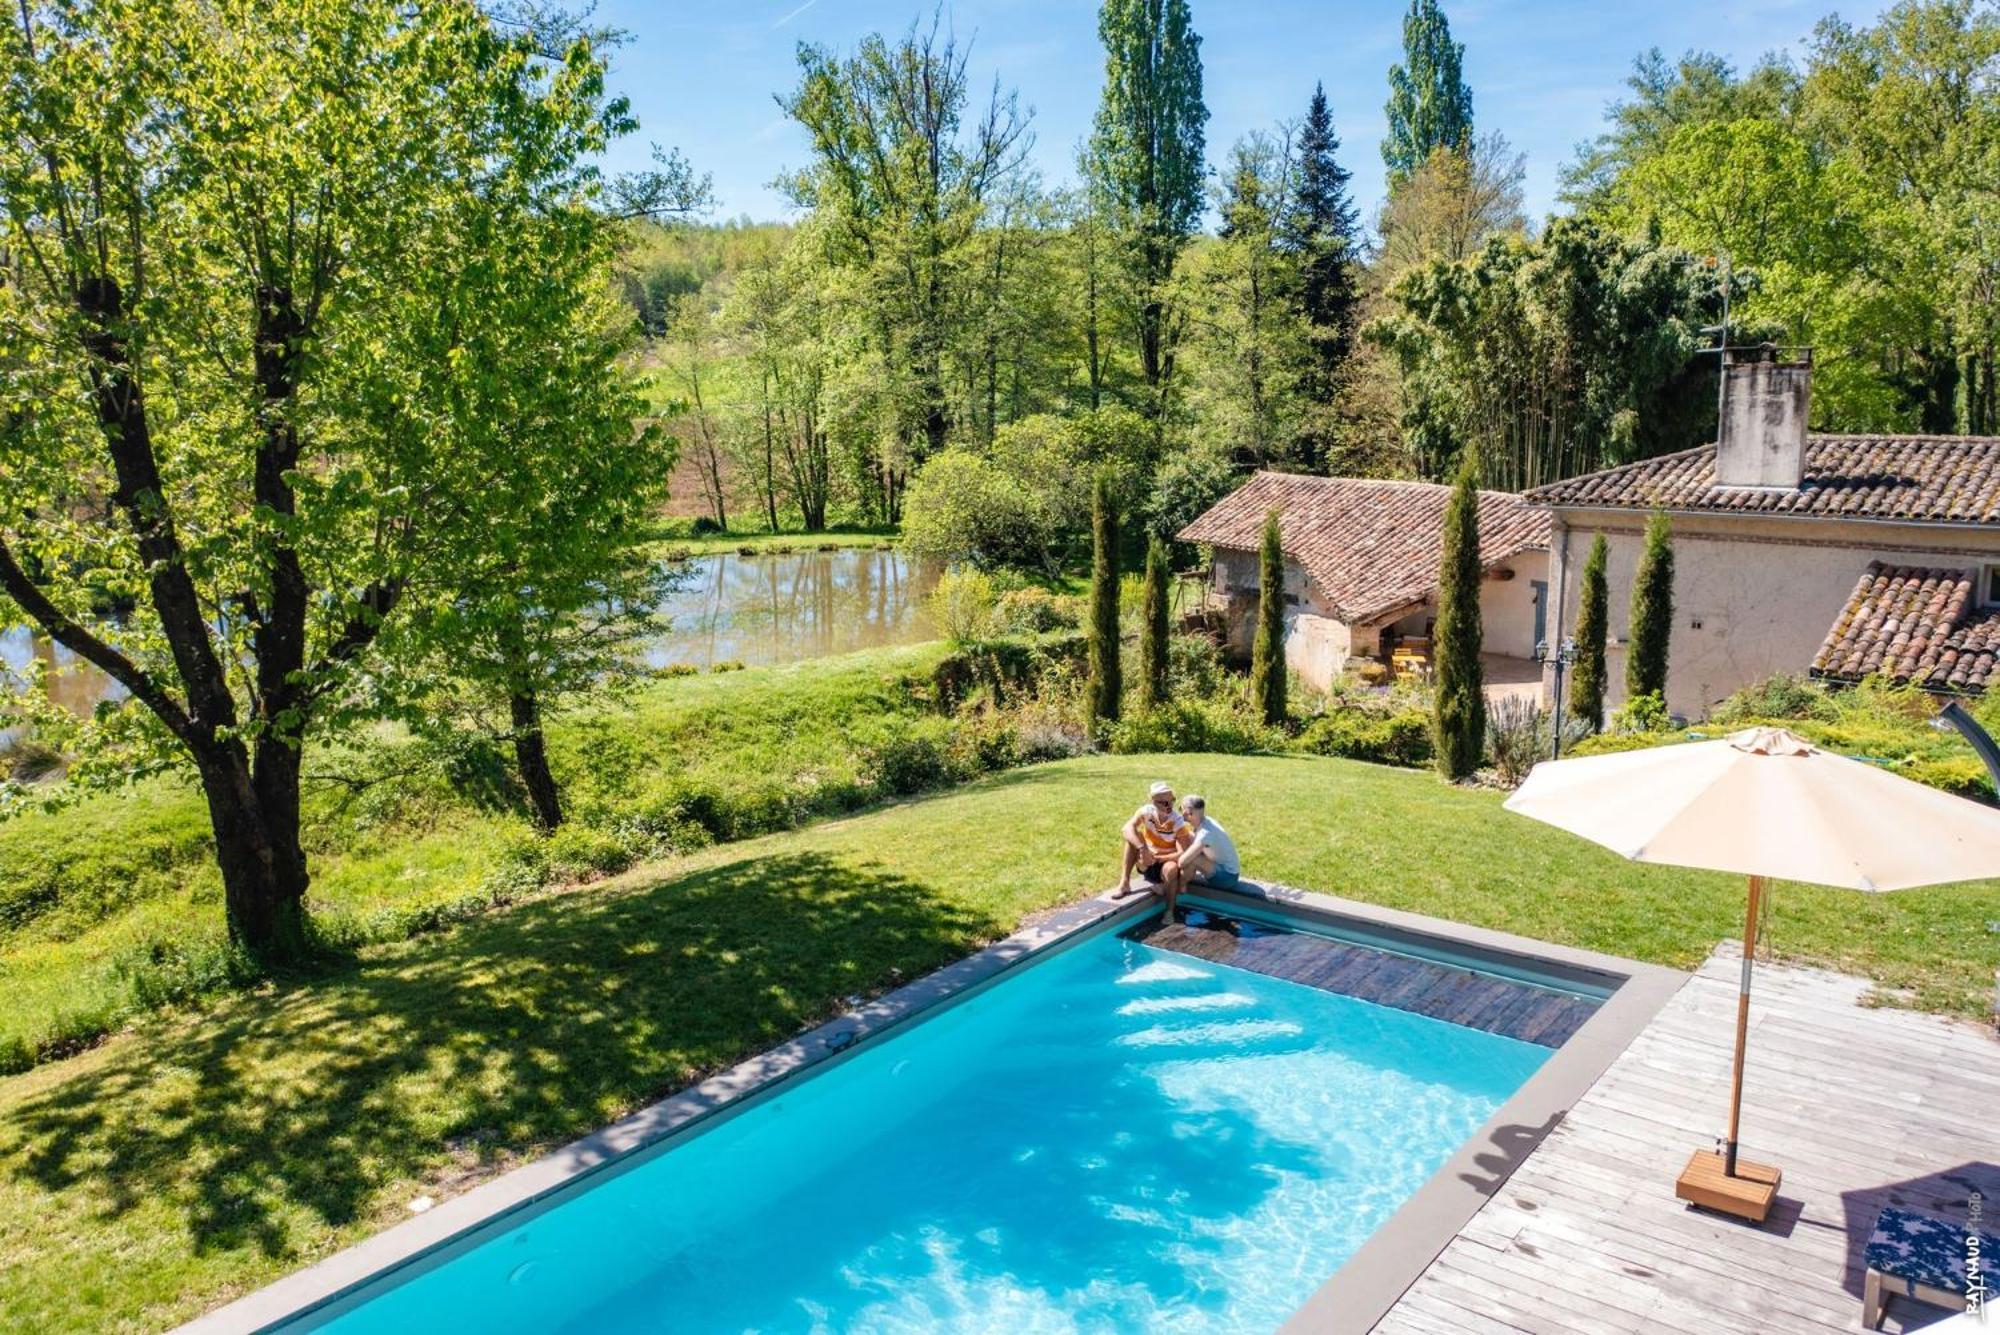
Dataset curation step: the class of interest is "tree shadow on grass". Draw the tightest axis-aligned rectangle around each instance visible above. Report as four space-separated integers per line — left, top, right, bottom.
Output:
0 851 1003 1270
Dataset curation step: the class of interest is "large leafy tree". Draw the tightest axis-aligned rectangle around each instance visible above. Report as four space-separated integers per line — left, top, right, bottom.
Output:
1181 132 1303 470
1370 217 1734 487
781 21 1030 512
1280 84 1361 469
0 0 637 962
1382 0 1474 185
375 275 676 833
1088 0 1209 410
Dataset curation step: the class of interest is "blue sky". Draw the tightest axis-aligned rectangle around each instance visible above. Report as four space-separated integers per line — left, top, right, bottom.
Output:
594 0 1886 229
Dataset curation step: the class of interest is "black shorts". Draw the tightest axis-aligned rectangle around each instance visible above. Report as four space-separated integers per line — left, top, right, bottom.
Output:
1140 859 1169 884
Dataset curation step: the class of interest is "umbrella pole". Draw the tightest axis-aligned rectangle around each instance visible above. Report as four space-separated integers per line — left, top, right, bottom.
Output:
1722 873 1764 1178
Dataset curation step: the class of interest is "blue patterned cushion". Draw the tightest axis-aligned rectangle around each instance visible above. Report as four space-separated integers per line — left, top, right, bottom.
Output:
1865 1206 2000 1295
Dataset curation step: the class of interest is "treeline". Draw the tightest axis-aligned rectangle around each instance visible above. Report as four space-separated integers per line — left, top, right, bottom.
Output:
624 0 1998 516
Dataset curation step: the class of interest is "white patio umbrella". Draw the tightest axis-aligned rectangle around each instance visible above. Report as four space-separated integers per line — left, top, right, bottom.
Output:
1504 726 2000 1220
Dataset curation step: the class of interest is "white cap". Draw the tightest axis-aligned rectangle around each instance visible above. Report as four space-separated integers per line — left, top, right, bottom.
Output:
1149 780 1173 797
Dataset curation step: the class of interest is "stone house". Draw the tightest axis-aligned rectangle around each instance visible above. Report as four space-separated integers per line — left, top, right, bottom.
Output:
1177 472 1551 691
1526 348 2000 720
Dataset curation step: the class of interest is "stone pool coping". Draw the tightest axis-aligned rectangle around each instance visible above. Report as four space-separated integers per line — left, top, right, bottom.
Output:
181 882 1684 1334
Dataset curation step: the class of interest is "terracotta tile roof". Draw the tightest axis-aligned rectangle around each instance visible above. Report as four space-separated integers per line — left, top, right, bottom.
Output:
1176 471 1550 624
1812 563 2000 693
1523 435 2000 525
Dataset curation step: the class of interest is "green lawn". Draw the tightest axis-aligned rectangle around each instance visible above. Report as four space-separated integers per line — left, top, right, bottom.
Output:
2 751 1996 1331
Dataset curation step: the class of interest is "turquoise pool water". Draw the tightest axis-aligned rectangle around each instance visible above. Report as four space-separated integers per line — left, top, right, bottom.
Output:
312 926 1550 1333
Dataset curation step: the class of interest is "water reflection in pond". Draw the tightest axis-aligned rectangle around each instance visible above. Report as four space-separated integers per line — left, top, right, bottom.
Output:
643 548 939 670
2 549 939 729
1 623 125 724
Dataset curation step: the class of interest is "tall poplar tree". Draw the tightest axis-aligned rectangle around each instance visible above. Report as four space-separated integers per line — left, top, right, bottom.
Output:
1383 0 1474 184
1088 0 1209 409
1431 463 1486 779
1281 83 1361 468
1570 535 1610 732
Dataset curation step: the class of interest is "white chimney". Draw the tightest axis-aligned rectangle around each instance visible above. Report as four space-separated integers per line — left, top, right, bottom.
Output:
1716 345 1810 489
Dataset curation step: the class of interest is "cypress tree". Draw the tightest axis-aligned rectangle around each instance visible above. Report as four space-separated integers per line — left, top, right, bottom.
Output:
1086 473 1123 728
1251 510 1287 726
1283 82 1361 464
1383 0 1474 185
1569 534 1609 732
1139 536 1170 709
1431 463 1486 778
1627 510 1674 703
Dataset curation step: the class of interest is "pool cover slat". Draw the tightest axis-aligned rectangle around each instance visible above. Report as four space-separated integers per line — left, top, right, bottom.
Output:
1128 911 1600 1048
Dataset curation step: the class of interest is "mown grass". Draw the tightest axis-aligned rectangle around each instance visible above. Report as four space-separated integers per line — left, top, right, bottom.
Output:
640 518 900 557
2 750 1996 1331
0 644 959 1067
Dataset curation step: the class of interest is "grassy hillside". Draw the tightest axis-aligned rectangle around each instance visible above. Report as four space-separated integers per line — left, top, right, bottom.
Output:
2 751 1996 1330
0 644 956 1067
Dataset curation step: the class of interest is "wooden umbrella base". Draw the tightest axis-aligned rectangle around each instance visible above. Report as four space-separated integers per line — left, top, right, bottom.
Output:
1676 1149 1782 1222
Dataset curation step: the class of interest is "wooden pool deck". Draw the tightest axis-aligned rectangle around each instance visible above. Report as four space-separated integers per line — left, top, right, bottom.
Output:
1375 944 2000 1334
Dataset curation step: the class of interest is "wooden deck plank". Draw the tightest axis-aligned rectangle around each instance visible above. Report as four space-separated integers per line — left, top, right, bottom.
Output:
1385 944 2000 1333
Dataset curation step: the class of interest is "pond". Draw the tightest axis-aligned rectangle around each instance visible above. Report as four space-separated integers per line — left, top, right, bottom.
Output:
2 550 940 727
641 548 940 671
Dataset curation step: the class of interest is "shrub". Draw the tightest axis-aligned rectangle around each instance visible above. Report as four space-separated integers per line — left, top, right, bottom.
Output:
1712 673 1835 724
1484 696 1587 786
1295 709 1433 768
1106 698 1284 756
709 660 745 674
928 568 998 645
1611 691 1672 734
688 515 724 536
1138 537 1170 710
864 726 968 797
543 823 641 880
990 587 1078 635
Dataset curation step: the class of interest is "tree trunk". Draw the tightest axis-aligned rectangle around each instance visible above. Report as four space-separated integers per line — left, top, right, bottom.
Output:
193 741 312 962
510 690 563 830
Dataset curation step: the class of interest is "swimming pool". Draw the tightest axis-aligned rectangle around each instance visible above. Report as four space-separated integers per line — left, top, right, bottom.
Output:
302 920 1554 1333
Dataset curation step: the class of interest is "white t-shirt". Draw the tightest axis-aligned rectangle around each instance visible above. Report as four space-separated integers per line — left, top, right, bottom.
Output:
1185 817 1239 876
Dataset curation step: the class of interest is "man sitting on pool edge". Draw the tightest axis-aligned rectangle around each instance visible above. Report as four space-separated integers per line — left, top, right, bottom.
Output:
1114 780 1187 902
1176 794 1241 913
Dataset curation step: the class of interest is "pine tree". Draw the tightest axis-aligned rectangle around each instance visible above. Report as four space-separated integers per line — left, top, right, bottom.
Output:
1431 462 1486 778
1086 472 1123 728
1088 0 1208 403
1383 0 1474 185
1627 511 1674 703
1251 510 1287 726
1139 536 1170 709
1570 534 1609 732
1282 82 1361 470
